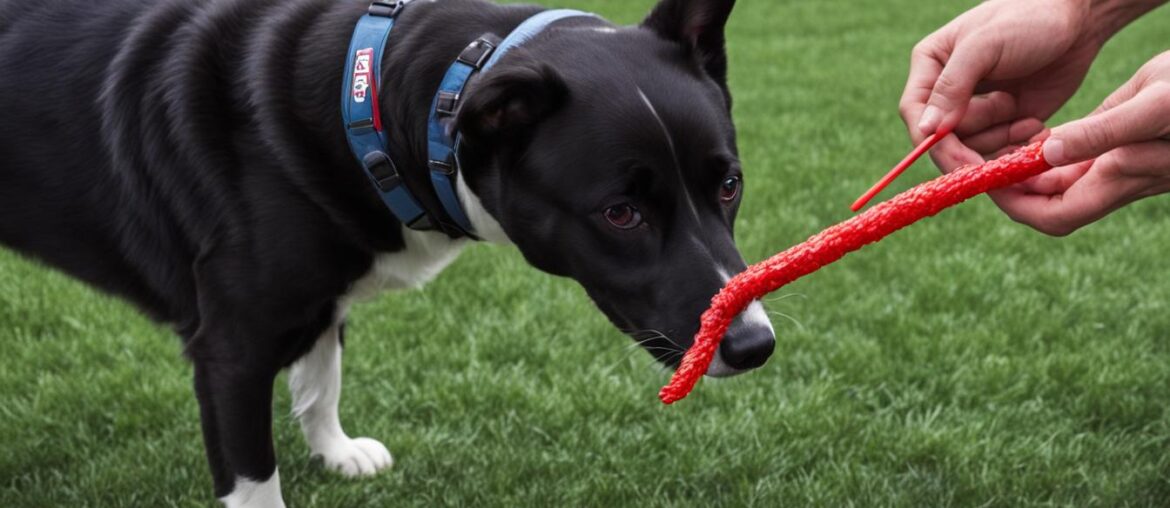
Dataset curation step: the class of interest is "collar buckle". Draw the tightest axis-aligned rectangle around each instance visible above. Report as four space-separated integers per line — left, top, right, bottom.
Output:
368 0 407 18
435 91 460 117
428 159 456 176
363 151 401 192
457 37 498 70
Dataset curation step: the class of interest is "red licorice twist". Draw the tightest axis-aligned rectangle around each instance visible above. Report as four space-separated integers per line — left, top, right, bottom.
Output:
659 142 1052 404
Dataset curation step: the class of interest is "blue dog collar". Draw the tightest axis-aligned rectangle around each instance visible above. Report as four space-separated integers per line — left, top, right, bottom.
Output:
483 9 598 71
342 1 432 231
424 35 499 235
344 2 596 237
425 9 596 234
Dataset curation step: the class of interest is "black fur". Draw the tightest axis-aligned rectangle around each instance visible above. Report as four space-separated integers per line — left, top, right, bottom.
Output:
0 0 771 501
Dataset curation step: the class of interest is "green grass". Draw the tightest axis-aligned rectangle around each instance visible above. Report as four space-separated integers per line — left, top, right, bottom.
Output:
4 0 1170 506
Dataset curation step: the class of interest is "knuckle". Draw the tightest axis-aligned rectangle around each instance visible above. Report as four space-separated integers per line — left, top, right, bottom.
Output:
1098 149 1128 172
981 92 1004 117
933 72 962 98
992 92 1017 119
1002 208 1027 225
1079 120 1116 153
898 101 916 119
1149 83 1170 112
1032 215 1078 237
1147 51 1170 71
911 40 933 58
1001 206 1032 227
1034 221 1074 237
1004 208 1076 237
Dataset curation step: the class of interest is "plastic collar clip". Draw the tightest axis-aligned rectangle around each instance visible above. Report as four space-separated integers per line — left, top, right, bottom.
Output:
368 0 407 18
342 0 436 232
424 34 502 235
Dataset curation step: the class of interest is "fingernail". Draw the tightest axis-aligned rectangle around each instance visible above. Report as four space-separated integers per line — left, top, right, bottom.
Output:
918 106 941 135
1043 138 1065 166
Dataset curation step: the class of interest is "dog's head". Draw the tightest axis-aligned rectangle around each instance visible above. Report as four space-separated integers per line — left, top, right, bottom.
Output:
457 0 774 376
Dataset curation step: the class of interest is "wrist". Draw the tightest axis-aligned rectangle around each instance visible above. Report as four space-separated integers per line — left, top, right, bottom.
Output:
1086 0 1165 46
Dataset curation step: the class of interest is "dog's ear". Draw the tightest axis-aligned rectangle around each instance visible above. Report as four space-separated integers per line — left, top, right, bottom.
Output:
456 52 569 142
642 0 735 84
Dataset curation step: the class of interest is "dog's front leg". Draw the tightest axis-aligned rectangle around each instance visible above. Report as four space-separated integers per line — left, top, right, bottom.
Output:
193 358 285 508
289 321 393 476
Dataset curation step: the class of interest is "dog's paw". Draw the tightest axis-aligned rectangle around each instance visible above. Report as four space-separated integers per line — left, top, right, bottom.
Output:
313 437 394 477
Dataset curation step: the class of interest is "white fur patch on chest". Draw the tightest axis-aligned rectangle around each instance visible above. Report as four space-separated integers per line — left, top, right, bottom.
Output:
342 227 467 306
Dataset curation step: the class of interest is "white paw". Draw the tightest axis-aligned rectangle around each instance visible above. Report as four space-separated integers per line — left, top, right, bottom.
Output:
220 470 285 508
314 437 394 477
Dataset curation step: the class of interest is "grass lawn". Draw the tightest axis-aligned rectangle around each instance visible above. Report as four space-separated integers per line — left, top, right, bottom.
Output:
4 0 1170 506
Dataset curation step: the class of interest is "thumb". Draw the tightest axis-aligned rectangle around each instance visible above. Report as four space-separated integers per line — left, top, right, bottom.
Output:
1043 87 1169 166
918 43 996 135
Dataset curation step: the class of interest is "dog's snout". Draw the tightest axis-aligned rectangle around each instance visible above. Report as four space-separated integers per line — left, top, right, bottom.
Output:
719 302 776 371
721 326 775 370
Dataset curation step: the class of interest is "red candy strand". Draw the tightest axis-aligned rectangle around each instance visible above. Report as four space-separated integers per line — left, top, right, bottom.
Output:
659 142 1052 404
850 130 950 212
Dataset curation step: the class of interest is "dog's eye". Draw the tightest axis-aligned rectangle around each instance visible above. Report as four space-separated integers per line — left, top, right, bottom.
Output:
603 203 642 230
720 176 742 202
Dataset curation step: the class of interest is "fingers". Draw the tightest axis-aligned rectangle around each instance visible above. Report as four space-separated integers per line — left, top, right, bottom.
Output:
929 113 1044 176
955 92 1018 136
988 173 1121 237
961 117 1047 155
1011 160 1092 194
989 141 1170 236
917 41 1001 136
1090 70 1145 116
900 40 947 144
1104 139 1170 179
927 133 983 174
1044 85 1170 166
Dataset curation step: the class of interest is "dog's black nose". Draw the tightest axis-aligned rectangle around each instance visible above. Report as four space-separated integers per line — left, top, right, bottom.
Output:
720 317 775 371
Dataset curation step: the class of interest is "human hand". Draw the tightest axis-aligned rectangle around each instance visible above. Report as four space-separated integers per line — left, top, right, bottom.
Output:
899 0 1102 173
985 50 1170 236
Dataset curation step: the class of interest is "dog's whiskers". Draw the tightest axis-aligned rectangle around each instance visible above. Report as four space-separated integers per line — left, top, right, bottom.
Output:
765 292 807 303
624 334 666 351
767 310 806 331
607 328 690 374
621 328 680 349
648 349 684 374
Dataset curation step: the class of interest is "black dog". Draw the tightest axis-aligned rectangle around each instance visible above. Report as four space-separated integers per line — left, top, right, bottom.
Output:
0 0 774 505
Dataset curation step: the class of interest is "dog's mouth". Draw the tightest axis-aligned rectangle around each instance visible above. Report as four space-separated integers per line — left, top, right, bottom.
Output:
704 348 747 378
654 344 754 379
636 300 777 377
